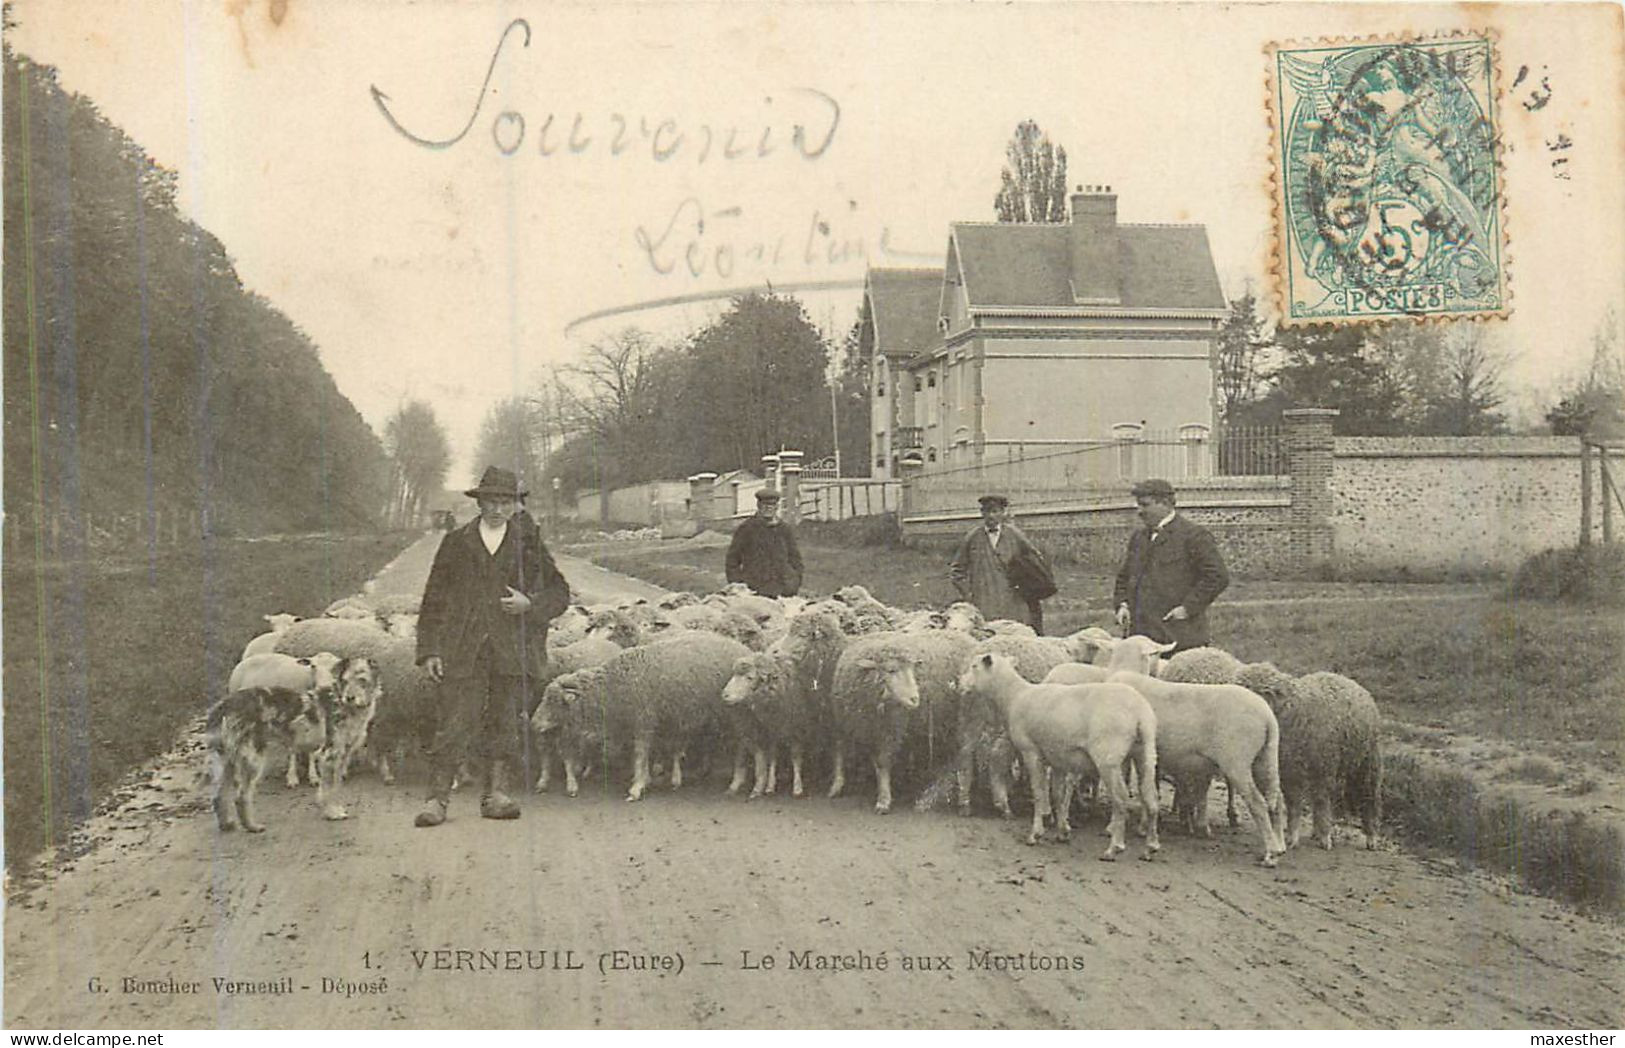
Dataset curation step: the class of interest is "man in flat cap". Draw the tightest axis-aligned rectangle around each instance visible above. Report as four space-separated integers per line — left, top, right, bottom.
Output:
949 494 1053 629
414 466 571 827
1113 478 1229 652
725 487 803 597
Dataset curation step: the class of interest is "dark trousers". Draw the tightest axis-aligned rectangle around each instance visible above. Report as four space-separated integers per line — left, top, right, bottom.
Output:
425 653 530 793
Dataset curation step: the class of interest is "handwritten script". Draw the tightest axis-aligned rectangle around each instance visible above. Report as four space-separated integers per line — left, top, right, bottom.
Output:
370 18 840 162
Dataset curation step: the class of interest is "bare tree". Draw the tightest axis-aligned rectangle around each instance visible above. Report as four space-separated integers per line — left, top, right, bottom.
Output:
1215 291 1275 424
994 120 1069 223
1417 328 1511 435
383 400 451 527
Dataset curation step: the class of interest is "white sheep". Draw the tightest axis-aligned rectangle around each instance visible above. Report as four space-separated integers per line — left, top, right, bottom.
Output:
828 629 975 814
832 584 899 628
530 632 753 802
719 607 845 798
953 634 1075 818
548 605 593 648
324 596 376 621
1108 670 1287 867
241 612 305 659
1157 646 1248 834
960 652 1160 861
1233 663 1382 850
942 602 985 635
1090 634 1174 675
984 619 1037 638
584 606 652 648
273 617 393 660
528 635 624 792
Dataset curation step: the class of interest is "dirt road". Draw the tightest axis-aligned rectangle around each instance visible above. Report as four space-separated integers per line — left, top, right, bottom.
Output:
5 536 1621 1030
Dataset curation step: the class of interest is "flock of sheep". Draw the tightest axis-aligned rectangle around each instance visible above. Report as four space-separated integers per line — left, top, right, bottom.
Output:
233 577 1384 868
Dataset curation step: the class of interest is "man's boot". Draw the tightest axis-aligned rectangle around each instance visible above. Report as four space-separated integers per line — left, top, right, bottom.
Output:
414 765 455 827
480 759 521 820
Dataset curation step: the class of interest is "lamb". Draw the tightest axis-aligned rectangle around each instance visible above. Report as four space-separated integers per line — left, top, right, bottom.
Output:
828 629 975 814
527 635 624 792
960 652 1160 861
719 607 845 798
530 632 752 802
954 634 1075 817
241 612 305 659
1157 646 1248 833
1233 663 1382 850
1108 670 1287 866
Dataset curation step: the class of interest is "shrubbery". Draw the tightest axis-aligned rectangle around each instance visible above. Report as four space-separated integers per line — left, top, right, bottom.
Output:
1508 543 1625 605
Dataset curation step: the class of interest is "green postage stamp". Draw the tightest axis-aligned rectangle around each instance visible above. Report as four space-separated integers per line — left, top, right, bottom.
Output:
1268 33 1508 324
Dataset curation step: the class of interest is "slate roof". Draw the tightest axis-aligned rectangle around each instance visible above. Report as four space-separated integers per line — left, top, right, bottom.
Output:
864 267 946 359
949 222 1225 313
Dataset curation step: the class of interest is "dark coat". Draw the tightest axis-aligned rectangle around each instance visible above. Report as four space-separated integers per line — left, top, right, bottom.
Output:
417 516 572 679
949 523 1042 627
1112 513 1229 649
725 516 803 597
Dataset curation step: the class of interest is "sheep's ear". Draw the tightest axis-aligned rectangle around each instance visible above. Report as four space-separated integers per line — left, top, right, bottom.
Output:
296 658 312 668
980 653 995 668
853 657 878 670
1155 641 1178 655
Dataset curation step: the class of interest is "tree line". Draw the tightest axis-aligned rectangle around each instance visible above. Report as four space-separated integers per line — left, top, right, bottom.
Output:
2 48 398 542
472 293 868 500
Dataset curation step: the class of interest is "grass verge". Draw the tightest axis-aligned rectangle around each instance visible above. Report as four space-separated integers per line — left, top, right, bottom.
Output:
2 531 420 866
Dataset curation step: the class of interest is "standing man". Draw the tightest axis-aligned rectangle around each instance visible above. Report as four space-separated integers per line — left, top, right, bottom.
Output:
725 488 803 597
949 494 1052 630
414 466 571 827
1113 478 1229 653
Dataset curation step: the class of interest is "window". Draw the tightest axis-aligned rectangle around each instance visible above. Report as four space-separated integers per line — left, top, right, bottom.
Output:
914 376 923 393
876 455 886 469
927 372 937 388
877 382 885 397
927 446 938 463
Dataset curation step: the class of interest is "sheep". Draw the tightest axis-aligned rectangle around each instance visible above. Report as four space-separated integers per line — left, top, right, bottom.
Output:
241 612 305 659
656 591 702 611
960 652 1160 861
1233 663 1382 851
584 606 652 648
358 635 437 786
383 613 418 640
530 632 752 802
368 592 422 617
897 608 949 632
943 602 985 635
1089 634 1174 675
828 629 975 814
1157 646 1248 834
324 596 376 621
1063 626 1118 664
984 619 1037 639
273 617 393 661
548 605 593 648
1108 670 1287 867
832 584 899 627
953 634 1075 818
719 608 845 798
526 635 624 792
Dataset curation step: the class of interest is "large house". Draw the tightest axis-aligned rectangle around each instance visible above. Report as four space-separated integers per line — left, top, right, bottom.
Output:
862 186 1226 480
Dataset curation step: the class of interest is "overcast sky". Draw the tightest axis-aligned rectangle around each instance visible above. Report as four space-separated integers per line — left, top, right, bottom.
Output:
10 1 1623 485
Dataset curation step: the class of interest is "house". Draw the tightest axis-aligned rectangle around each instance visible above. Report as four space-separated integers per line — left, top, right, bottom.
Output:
860 267 945 480
863 186 1226 479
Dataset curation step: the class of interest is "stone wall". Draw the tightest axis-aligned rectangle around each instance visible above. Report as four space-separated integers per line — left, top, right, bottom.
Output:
1331 437 1595 573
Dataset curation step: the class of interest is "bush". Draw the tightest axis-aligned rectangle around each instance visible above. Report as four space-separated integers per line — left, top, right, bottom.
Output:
1508 543 1625 605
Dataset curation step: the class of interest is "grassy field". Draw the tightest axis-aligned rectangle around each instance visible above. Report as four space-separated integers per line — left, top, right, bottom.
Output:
2 531 420 866
586 535 1625 911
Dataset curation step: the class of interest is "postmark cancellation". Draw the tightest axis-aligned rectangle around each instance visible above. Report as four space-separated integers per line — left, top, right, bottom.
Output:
1267 32 1509 325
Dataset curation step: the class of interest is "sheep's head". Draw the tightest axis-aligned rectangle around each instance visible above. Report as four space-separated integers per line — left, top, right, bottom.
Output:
900 609 948 632
852 651 920 709
957 651 1016 695
657 591 700 610
1234 662 1297 712
586 609 642 647
1098 634 1175 675
833 584 874 607
301 651 342 707
263 612 302 632
943 602 985 634
1066 626 1118 664
723 654 783 705
716 612 766 651
384 613 417 638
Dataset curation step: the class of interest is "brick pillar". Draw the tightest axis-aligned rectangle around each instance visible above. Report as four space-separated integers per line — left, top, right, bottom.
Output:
689 472 717 529
779 451 803 524
761 454 780 493
1283 407 1339 571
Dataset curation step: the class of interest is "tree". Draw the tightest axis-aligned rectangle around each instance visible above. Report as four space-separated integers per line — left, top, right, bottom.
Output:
1412 328 1510 435
555 328 689 488
1546 308 1624 438
1265 326 1406 434
1215 291 1275 424
683 294 833 470
472 397 547 492
382 400 450 527
993 120 1069 224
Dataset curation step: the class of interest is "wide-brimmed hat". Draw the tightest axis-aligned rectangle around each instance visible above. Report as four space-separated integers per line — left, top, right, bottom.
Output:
978 494 1010 509
464 466 528 499
755 488 783 503
1130 478 1176 501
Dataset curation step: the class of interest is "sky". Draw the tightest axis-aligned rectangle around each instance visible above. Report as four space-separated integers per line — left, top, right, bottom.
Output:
8 0 1623 486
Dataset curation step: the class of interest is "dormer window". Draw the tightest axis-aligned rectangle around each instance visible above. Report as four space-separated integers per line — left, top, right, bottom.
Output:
927 372 937 389
915 376 923 393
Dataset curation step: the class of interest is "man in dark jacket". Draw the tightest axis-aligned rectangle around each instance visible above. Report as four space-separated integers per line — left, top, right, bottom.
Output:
1113 478 1229 653
725 488 803 597
414 466 571 827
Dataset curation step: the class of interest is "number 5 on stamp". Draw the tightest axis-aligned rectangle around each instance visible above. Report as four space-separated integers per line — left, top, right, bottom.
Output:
1266 33 1509 324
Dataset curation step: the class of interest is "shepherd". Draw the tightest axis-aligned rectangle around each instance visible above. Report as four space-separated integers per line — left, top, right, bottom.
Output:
948 494 1057 632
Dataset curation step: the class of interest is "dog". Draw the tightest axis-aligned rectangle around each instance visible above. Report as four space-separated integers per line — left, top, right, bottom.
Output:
206 654 381 832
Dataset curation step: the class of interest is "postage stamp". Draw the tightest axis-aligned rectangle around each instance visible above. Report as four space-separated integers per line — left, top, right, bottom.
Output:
1267 33 1508 324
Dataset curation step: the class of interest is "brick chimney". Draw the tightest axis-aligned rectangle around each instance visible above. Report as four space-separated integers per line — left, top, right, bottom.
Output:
1069 184 1121 304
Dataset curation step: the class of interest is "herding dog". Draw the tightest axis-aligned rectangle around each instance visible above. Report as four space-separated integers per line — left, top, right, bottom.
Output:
206 655 382 832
